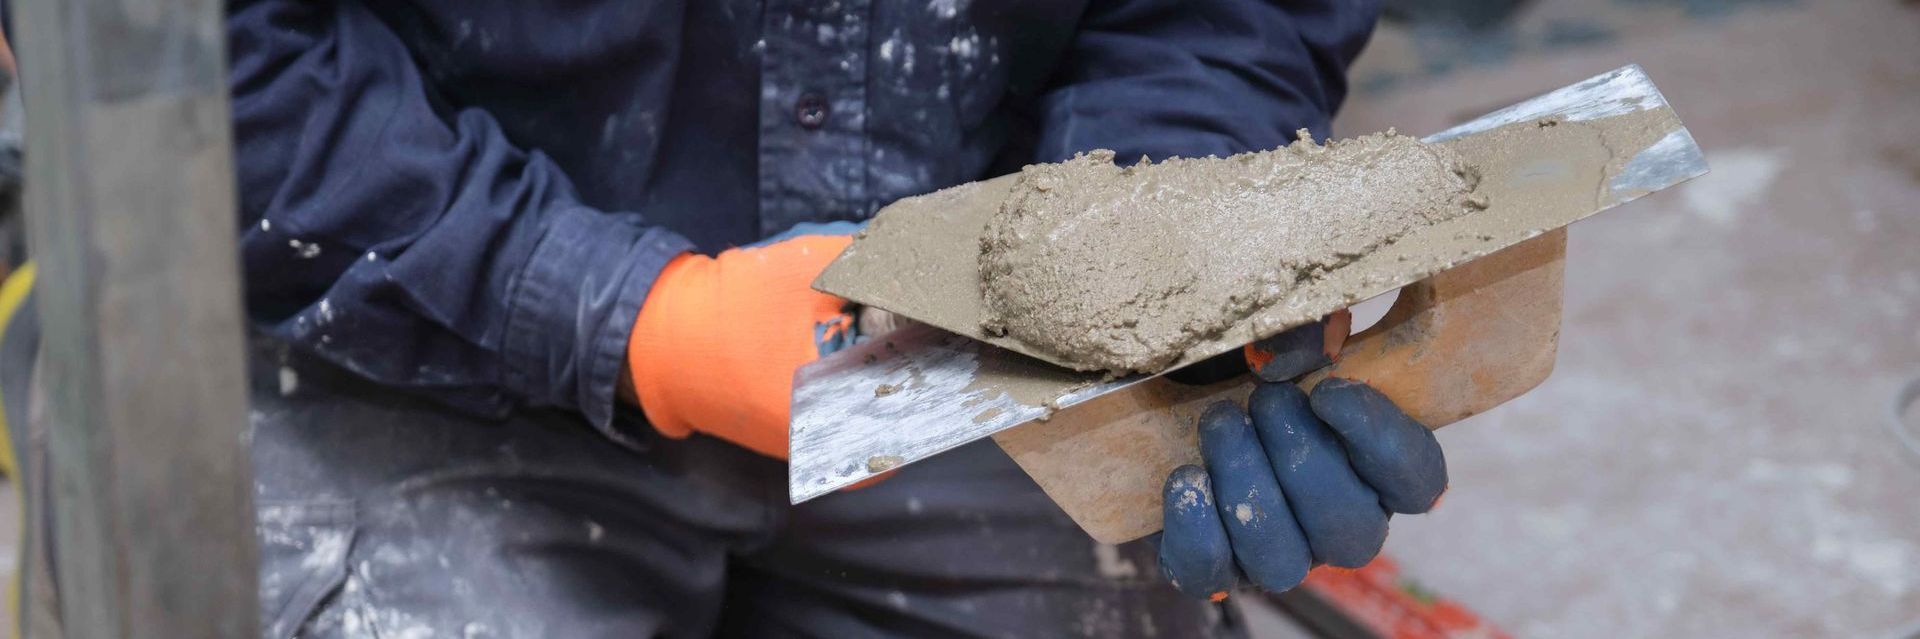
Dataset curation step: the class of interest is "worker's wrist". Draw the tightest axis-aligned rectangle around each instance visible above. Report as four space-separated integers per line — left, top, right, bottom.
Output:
625 252 719 438
617 363 638 405
503 205 691 432
620 234 855 458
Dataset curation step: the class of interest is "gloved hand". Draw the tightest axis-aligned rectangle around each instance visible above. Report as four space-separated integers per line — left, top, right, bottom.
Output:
1157 318 1448 601
625 222 860 458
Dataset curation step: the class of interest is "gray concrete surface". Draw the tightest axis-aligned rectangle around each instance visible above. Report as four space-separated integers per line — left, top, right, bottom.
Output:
1320 0 1920 636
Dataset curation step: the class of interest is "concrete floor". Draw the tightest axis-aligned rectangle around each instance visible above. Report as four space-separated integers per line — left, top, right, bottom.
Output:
1 1 1916 637
1317 0 1920 636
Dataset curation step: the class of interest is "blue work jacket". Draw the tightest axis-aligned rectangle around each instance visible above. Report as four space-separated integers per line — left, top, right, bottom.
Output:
225 0 1379 444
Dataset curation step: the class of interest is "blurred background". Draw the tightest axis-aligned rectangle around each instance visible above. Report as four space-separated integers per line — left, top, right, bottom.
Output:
0 0 1912 637
1241 0 1920 636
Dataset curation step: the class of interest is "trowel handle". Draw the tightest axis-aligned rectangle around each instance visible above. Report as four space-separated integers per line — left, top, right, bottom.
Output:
1304 226 1566 429
992 228 1568 544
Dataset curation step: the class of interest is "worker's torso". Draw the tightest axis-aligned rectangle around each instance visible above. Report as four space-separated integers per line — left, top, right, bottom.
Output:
366 0 1086 251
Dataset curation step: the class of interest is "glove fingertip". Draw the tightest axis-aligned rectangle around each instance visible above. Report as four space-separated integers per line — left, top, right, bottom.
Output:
1164 465 1214 509
1247 381 1311 421
1317 508 1391 568
1246 321 1333 383
1309 378 1448 515
1160 465 1236 599
1198 400 1247 429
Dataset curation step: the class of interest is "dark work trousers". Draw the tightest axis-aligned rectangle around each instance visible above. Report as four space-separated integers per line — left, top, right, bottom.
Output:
247 340 1245 639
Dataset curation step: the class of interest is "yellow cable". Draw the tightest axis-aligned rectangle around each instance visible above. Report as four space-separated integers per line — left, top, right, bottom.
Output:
0 262 33 639
0 262 34 479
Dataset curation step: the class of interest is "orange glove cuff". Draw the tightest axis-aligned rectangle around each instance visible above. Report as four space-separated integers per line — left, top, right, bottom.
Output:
626 235 854 458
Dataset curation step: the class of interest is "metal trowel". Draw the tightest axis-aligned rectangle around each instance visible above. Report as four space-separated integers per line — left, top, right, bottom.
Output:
789 64 1708 543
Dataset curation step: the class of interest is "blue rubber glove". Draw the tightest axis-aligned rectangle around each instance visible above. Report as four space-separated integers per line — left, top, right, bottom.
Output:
1158 321 1448 600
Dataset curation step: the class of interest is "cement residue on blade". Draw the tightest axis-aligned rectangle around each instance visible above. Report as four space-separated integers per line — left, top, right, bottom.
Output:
978 130 1485 374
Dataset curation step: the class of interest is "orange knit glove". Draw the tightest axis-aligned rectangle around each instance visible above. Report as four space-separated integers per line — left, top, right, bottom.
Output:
626 234 855 458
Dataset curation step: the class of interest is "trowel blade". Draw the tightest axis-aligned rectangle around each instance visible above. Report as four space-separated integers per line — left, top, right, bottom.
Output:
789 64 1708 503
788 322 1132 501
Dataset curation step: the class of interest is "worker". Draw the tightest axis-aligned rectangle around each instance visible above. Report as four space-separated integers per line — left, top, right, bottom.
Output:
5 0 1450 636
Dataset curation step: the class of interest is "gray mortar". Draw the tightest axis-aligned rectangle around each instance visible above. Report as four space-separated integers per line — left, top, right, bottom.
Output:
978 130 1485 374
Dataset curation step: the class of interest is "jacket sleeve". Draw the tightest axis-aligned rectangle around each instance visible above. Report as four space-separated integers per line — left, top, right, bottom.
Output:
229 0 690 434
1035 0 1381 162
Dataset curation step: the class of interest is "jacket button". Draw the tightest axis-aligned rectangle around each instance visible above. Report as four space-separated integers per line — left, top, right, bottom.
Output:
795 92 829 129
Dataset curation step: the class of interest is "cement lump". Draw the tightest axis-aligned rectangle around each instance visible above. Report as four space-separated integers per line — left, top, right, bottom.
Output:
978 130 1484 374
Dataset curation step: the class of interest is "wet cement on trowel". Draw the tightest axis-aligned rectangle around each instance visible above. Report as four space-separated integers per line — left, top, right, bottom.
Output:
814 107 1680 393
979 131 1485 374
956 341 1100 421
984 108 1688 545
1447 111 1678 220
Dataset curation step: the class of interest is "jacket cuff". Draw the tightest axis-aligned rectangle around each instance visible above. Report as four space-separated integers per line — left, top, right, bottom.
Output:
504 206 692 442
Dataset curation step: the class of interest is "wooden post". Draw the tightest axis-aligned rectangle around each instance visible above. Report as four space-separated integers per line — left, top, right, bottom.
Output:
13 0 259 636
